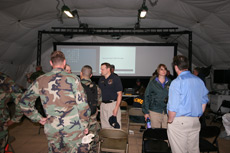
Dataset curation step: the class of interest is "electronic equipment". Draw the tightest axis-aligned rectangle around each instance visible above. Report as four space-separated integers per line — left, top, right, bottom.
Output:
214 69 230 84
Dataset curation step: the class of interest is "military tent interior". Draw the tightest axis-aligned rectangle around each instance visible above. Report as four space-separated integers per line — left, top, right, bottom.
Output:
1 0 230 152
1 0 230 92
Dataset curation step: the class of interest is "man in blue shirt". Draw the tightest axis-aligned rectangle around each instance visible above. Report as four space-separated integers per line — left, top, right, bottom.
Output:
167 55 209 153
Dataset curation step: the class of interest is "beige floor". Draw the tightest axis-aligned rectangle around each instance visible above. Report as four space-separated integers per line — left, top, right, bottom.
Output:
8 110 230 153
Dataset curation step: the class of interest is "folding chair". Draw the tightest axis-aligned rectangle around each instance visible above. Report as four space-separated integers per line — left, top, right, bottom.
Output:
38 124 44 135
98 128 128 153
199 126 220 153
1 136 15 153
211 100 230 124
120 101 128 113
142 128 170 153
128 107 145 133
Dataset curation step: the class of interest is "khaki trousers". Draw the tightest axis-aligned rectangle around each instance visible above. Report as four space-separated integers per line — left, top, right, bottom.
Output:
167 116 200 153
149 110 168 128
100 102 121 129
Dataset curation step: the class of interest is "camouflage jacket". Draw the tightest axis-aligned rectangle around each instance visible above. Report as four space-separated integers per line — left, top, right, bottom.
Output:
20 68 90 132
0 72 23 139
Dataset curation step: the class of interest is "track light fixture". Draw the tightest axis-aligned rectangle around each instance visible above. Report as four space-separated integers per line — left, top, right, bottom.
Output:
59 0 88 28
62 5 74 18
139 0 148 19
61 0 75 18
134 0 158 28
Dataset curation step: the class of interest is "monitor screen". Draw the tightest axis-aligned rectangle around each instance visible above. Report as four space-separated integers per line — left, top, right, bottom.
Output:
214 70 230 84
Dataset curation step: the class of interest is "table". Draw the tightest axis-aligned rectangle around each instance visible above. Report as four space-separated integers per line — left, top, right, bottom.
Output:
122 94 138 100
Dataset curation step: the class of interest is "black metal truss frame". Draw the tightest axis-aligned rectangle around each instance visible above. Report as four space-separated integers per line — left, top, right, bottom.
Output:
37 27 192 70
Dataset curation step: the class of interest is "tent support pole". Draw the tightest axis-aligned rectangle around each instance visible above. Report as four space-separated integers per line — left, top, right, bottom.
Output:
188 31 192 71
37 31 42 66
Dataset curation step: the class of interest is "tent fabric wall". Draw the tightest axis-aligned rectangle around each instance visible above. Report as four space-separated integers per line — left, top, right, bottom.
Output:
0 0 230 87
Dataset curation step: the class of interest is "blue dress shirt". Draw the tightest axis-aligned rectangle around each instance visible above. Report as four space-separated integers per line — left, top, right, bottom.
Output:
167 71 209 117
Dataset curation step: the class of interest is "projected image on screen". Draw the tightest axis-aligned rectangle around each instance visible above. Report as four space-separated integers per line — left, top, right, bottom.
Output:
61 48 97 73
100 47 136 74
56 43 176 76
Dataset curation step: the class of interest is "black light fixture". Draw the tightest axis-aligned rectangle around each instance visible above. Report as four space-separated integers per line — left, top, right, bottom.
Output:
72 10 89 28
134 0 158 28
111 33 121 40
60 1 89 28
139 0 148 19
62 5 74 18
135 22 140 29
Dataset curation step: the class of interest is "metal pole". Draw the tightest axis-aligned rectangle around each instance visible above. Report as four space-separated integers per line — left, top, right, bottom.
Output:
188 31 192 71
37 31 42 66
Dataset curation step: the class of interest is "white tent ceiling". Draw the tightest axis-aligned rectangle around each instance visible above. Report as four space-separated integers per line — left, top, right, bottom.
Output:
0 0 230 86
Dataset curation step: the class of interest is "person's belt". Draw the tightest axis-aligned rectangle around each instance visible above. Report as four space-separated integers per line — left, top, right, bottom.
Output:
178 116 199 118
103 100 116 103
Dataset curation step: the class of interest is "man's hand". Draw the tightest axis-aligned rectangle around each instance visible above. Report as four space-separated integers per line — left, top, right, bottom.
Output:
84 128 89 134
4 120 14 127
167 110 176 124
144 114 150 121
39 117 47 125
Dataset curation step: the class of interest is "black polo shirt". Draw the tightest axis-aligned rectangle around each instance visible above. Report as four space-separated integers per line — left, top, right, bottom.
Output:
99 73 123 102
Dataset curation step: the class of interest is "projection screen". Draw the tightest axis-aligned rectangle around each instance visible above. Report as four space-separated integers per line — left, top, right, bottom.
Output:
54 42 177 77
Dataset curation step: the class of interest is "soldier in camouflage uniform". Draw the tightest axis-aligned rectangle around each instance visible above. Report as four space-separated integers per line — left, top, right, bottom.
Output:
80 65 102 153
20 51 91 153
0 72 23 152
26 65 45 84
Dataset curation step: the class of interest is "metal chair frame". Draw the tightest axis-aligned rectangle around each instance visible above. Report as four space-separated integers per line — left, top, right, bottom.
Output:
128 107 146 133
199 126 220 153
142 128 171 153
98 128 129 153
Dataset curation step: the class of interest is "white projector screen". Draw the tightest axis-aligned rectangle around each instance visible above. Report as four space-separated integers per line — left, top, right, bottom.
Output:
54 43 177 76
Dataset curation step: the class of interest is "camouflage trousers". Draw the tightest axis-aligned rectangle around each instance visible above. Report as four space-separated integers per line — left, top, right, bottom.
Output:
88 111 101 153
44 118 90 153
88 122 100 153
46 134 90 153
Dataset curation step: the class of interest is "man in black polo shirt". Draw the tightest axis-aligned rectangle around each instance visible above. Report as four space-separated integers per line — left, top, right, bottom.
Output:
99 63 123 128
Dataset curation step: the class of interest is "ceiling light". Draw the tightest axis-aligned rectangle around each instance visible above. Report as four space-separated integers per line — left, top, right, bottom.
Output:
139 4 148 18
62 5 74 18
59 1 89 28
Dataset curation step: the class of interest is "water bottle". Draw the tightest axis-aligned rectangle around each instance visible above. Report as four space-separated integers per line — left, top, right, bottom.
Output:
146 117 151 129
